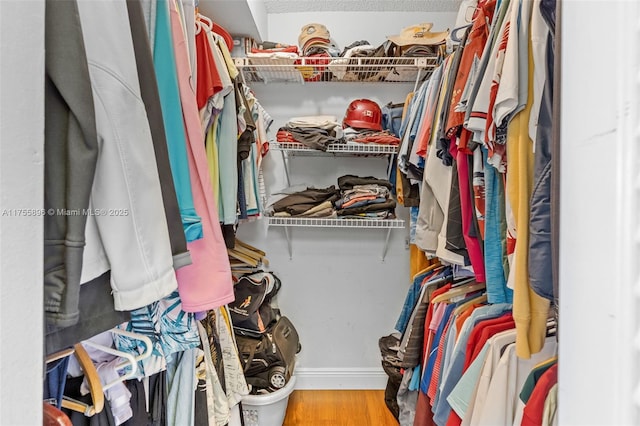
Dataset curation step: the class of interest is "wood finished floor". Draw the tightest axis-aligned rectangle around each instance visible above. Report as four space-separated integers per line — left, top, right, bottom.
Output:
282 390 399 426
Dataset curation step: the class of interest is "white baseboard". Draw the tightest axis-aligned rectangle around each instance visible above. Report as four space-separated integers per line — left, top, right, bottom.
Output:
293 367 388 390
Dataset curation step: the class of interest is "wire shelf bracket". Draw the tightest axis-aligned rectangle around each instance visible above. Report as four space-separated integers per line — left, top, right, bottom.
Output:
267 216 405 261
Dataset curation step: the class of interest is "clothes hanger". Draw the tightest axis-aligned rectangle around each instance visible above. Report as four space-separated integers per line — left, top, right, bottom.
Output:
451 276 477 287
57 343 105 417
46 347 75 363
232 244 264 262
80 340 138 391
413 261 443 281
109 328 153 367
235 238 266 257
449 23 472 43
196 12 213 30
228 248 260 268
452 292 487 316
73 328 152 393
430 280 486 304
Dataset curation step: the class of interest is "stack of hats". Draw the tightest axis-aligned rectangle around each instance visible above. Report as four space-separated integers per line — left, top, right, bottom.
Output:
386 23 449 56
296 23 335 81
298 23 332 56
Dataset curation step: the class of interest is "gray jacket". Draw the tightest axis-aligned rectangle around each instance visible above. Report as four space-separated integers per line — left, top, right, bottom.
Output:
43 0 99 327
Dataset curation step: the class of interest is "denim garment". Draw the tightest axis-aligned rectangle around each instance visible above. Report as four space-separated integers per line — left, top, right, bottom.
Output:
44 356 70 409
382 102 405 137
395 268 450 334
528 34 554 301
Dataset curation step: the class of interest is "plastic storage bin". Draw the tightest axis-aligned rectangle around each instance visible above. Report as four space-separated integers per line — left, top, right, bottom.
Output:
241 375 297 426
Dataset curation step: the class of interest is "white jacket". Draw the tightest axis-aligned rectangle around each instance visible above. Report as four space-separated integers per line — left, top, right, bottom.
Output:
77 0 178 310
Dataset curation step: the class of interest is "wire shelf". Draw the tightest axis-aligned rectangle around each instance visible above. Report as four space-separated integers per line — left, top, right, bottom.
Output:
234 56 438 84
272 141 399 155
266 216 405 228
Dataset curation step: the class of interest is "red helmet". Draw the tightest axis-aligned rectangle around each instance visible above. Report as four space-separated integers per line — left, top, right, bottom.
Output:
343 99 382 131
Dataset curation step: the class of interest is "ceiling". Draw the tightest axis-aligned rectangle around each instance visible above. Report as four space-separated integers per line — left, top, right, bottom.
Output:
198 0 464 42
262 0 462 13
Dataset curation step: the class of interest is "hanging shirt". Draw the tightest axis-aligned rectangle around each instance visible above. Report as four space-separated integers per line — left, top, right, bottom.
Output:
467 0 514 171
505 37 551 359
446 0 498 137
195 26 223 116
474 339 557 425
452 141 487 283
212 33 240 226
529 0 551 146
201 23 233 132
454 328 516 425
431 303 512 425
169 0 234 312
153 0 202 243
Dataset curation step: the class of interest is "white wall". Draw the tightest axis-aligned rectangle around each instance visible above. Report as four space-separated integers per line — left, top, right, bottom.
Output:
558 0 640 424
0 1 45 424
236 10 457 389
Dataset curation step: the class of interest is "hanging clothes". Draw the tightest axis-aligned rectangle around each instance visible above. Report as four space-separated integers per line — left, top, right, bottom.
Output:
126 0 191 271
153 0 203 243
76 0 179 312
168 0 235 312
43 0 99 328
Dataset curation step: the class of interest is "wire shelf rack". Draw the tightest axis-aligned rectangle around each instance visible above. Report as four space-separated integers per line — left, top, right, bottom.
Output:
266 216 405 228
234 56 439 84
271 141 399 155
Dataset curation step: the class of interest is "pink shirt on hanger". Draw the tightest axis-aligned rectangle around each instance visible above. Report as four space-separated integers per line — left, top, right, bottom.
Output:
169 0 234 311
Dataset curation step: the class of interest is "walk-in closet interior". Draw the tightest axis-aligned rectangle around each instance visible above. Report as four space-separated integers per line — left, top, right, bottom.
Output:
1 0 639 425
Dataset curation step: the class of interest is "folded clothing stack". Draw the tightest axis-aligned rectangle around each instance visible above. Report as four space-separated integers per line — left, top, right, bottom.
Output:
335 175 396 219
265 175 397 220
268 185 340 218
276 115 344 151
343 127 401 146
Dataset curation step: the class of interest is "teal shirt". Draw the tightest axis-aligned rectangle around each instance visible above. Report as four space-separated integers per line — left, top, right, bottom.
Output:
153 0 202 241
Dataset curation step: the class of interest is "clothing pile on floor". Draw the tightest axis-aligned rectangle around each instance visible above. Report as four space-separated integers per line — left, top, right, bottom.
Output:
276 115 344 151
266 175 397 220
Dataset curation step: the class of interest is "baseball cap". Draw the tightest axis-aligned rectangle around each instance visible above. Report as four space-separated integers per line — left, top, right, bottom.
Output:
298 23 330 48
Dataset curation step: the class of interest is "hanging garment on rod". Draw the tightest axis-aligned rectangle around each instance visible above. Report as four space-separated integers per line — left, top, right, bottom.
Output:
76 0 179 312
126 0 192 271
166 0 235 312
152 0 203 243
43 0 99 329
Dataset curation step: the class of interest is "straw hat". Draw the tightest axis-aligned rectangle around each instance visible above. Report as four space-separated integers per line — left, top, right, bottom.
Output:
387 23 449 46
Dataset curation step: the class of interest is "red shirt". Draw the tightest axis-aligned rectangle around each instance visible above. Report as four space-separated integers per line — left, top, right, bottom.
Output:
521 364 558 426
462 312 514 372
195 29 222 110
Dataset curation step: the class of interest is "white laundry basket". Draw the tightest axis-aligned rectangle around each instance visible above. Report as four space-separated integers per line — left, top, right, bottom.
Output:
241 375 297 426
